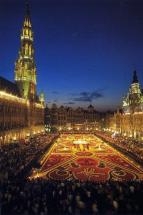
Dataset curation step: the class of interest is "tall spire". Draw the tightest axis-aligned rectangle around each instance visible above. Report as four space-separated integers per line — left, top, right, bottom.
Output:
23 0 32 28
14 0 37 101
132 70 138 84
25 0 30 17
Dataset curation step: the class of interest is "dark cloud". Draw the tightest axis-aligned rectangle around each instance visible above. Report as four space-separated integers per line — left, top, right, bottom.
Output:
72 90 104 103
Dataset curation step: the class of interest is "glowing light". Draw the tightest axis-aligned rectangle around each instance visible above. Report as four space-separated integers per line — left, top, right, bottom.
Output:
59 127 62 131
134 112 143 115
0 90 44 108
13 136 17 141
35 103 44 109
63 147 68 151
73 140 88 145
0 91 28 104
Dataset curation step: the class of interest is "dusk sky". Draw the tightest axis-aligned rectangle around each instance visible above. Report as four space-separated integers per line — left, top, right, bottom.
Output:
0 0 143 111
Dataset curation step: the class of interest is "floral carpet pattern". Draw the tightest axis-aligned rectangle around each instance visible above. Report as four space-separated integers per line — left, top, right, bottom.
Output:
32 134 143 181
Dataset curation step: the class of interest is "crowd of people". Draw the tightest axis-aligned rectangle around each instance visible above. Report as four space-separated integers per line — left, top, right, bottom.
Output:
1 131 143 215
1 179 143 215
95 130 143 163
0 133 59 182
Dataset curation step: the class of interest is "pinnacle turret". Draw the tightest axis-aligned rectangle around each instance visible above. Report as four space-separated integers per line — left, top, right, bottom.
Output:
24 0 31 28
26 0 30 17
132 70 138 84
14 0 37 101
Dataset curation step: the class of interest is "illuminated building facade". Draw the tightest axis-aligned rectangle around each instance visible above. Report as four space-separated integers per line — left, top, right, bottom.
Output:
45 104 101 131
108 71 143 139
122 71 143 113
0 2 44 144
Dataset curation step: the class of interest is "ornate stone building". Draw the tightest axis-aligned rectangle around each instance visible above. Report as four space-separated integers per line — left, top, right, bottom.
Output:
45 104 101 131
122 71 143 113
108 71 143 140
0 2 44 144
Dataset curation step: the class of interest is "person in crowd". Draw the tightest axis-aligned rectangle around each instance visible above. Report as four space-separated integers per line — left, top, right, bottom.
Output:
1 179 143 215
1 131 143 215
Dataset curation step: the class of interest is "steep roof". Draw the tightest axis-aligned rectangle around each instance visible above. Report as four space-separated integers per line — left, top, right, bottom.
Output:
0 76 20 97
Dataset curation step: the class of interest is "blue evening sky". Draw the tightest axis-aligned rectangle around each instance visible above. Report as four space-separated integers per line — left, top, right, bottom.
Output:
0 0 143 110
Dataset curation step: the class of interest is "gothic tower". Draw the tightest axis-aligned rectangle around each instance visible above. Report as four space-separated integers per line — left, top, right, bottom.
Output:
129 70 142 111
15 1 37 101
122 70 143 113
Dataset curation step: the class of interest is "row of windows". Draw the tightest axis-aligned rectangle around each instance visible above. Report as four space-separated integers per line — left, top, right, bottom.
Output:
0 101 44 131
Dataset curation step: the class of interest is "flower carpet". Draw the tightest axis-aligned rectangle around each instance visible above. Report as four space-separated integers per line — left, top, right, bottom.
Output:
32 134 143 181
